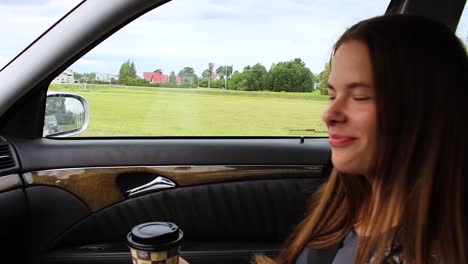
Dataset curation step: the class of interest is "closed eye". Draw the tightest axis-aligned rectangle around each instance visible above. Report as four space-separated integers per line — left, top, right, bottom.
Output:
353 97 371 101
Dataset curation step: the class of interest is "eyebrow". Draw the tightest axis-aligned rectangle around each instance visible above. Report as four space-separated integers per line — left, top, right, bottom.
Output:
327 82 372 90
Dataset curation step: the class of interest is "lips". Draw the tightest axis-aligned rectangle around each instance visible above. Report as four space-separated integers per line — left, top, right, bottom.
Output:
329 135 357 147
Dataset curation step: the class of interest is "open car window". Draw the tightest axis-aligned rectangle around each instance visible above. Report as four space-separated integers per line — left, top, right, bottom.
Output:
45 0 390 137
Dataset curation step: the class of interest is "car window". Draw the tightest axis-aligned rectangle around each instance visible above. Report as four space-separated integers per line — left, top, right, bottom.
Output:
47 0 389 137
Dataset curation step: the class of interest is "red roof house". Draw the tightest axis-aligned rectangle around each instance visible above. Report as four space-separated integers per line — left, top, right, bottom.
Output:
143 72 182 84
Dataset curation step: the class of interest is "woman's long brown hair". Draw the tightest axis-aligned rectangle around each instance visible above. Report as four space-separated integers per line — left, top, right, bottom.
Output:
254 15 467 264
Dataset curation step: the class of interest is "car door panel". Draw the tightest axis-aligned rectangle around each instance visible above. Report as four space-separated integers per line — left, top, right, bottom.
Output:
6 137 331 264
25 165 323 212
53 178 322 245
0 188 30 263
12 138 330 170
41 178 322 264
27 186 90 256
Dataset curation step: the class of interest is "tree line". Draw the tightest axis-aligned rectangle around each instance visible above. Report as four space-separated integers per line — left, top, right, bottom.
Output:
114 58 331 94
230 58 314 92
198 59 331 94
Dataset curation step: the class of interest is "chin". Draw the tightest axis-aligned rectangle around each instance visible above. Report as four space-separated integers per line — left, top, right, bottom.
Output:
335 168 363 175
332 159 365 175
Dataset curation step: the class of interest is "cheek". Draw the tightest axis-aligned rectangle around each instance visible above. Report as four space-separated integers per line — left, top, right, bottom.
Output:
365 112 377 140
354 108 377 160
355 106 377 137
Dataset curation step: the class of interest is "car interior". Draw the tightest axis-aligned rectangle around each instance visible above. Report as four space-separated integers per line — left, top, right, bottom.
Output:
0 0 465 263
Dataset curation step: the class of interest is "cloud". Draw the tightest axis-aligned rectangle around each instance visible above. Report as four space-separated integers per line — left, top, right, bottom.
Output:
0 0 80 68
1 0 392 75
71 58 122 75
77 0 387 75
0 56 12 69
0 0 46 5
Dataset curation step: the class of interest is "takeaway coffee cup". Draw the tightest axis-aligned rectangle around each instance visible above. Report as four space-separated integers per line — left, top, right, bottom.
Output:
127 222 183 264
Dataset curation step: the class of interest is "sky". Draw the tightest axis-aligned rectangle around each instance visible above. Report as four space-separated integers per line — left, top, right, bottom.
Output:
0 0 467 77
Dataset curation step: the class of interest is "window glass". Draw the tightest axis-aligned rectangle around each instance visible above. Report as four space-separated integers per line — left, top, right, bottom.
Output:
48 0 389 137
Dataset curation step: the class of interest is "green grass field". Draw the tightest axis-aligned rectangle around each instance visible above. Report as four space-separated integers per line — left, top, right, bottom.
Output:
49 84 330 137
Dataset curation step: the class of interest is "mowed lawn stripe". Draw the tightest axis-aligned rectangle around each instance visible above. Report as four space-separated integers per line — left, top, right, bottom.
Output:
49 84 329 136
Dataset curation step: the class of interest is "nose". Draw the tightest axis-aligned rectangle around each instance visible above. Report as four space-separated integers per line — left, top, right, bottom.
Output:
322 97 346 126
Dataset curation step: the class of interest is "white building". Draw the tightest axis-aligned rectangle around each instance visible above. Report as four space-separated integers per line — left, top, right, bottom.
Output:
96 73 119 82
52 69 75 84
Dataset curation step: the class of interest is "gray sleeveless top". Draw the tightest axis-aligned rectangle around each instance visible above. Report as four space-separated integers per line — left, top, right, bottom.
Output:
294 229 415 264
295 230 358 264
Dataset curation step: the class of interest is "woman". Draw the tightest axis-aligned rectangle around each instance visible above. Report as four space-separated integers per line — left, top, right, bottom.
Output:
255 15 467 264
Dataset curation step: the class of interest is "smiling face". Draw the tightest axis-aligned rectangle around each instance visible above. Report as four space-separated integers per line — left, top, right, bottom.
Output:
322 40 377 175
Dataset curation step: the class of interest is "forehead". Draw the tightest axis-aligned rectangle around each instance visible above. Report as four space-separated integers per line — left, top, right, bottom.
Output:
329 40 374 88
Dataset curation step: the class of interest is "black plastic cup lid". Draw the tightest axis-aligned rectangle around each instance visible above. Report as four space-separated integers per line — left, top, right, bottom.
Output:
127 222 183 251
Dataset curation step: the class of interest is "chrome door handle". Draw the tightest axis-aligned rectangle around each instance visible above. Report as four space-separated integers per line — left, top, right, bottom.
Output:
126 176 176 197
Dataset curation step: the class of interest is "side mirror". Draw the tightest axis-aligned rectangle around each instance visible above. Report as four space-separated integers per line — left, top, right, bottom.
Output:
43 92 90 137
